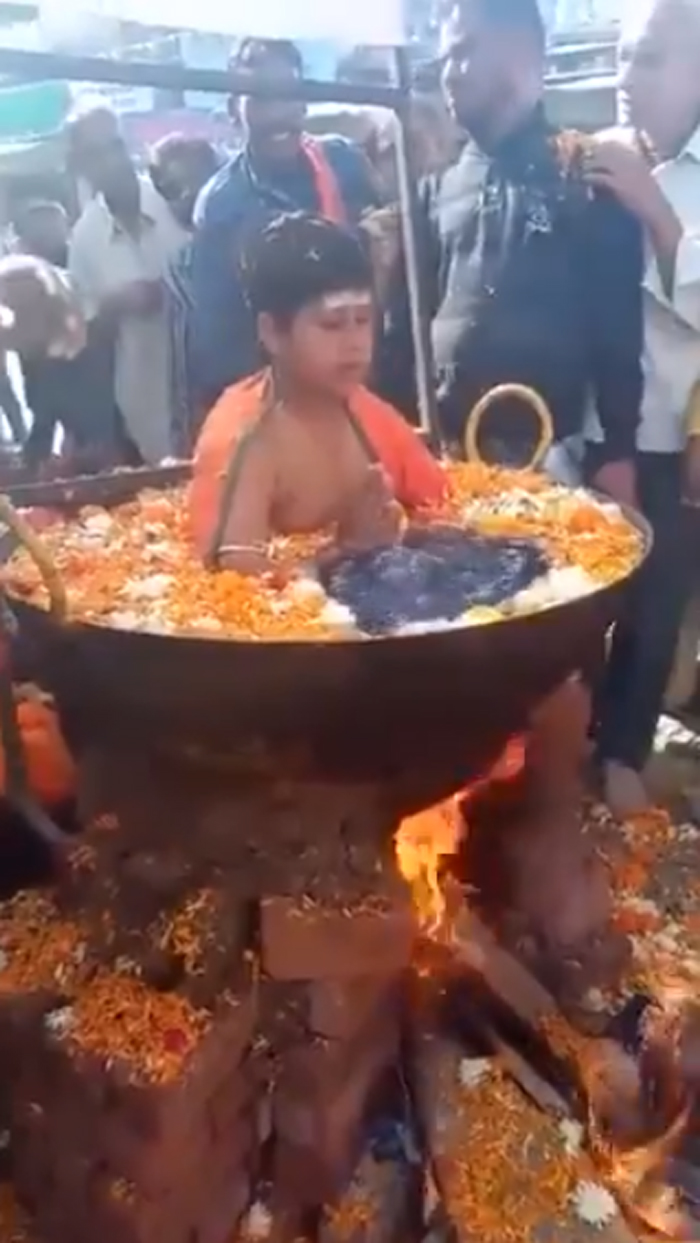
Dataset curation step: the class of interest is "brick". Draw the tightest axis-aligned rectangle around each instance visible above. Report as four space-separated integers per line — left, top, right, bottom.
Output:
271 1035 392 1210
196 1173 251 1243
308 974 405 1040
525 678 590 803
272 1007 399 1205
206 1068 255 1146
261 885 416 981
257 980 307 1047
12 989 257 1170
278 1001 399 1110
34 1169 251 1243
13 1079 257 1200
58 840 195 926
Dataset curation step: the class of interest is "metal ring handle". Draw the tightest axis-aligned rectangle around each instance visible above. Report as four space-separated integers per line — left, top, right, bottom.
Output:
0 494 67 622
463 383 555 470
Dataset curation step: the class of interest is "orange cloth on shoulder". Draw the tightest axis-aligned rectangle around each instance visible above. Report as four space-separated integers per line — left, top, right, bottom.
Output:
188 372 447 559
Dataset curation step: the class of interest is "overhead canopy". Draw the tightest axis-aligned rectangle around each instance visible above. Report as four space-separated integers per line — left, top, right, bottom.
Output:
0 129 61 175
38 0 407 48
0 78 70 138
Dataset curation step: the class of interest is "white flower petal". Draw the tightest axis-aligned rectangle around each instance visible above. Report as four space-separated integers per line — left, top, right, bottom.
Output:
572 1180 618 1228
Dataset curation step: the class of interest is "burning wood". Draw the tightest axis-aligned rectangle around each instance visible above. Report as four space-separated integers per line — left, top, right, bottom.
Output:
408 902 700 1240
392 715 700 1243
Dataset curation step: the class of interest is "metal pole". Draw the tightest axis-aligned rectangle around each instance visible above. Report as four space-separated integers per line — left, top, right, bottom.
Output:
392 47 442 451
0 45 403 107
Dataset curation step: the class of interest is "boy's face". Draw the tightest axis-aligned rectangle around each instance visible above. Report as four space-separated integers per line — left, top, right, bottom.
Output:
260 291 374 398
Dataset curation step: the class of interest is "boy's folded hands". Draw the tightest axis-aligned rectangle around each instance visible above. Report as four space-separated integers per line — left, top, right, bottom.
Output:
335 464 404 550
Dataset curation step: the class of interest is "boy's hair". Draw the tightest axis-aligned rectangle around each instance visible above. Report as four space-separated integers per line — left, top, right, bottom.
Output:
64 100 120 158
150 134 220 180
12 198 67 236
229 38 304 75
151 134 217 172
241 212 373 323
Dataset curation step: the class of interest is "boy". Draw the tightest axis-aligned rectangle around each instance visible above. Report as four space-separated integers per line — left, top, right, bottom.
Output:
0 253 85 365
12 200 121 472
189 213 446 574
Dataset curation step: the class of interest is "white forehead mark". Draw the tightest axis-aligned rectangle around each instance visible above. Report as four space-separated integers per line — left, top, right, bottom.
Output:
320 292 372 311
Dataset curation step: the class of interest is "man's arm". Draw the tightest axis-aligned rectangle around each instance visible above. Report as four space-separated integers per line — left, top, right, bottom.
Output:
188 210 260 412
585 139 700 323
645 204 700 327
68 222 158 325
323 136 382 217
582 192 644 469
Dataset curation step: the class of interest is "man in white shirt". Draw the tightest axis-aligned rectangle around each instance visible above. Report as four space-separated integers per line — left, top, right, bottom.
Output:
582 0 700 816
66 105 187 466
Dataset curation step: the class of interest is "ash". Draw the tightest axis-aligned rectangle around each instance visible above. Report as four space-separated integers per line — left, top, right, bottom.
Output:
319 529 548 636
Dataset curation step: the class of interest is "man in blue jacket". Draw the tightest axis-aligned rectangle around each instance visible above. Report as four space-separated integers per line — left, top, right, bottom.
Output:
188 38 380 412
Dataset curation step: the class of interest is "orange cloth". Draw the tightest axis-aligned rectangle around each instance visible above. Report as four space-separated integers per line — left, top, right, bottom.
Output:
301 138 347 225
0 696 76 807
189 372 446 558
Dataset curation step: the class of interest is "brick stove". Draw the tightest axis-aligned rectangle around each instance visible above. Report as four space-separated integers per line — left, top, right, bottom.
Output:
0 746 423 1243
0 681 697 1243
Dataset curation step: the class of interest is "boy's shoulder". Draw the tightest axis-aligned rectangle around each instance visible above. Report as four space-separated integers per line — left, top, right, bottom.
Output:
196 372 267 448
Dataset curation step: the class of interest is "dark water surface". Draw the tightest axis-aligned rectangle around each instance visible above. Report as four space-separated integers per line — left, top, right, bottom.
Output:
320 528 549 637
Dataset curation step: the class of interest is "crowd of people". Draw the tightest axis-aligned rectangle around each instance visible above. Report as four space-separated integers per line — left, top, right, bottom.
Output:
0 0 698 834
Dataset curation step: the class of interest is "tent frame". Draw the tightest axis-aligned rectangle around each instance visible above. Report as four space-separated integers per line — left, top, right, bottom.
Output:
0 43 440 446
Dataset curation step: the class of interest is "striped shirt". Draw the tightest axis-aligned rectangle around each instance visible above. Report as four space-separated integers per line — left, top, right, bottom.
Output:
164 238 197 458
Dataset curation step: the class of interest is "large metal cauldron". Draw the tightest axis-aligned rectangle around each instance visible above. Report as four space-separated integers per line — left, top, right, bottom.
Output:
0 464 651 802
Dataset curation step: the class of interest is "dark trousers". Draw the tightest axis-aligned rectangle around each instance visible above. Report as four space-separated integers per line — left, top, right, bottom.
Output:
0 364 25 447
586 448 694 771
21 336 138 471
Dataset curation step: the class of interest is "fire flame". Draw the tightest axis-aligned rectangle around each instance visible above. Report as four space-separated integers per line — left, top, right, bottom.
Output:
394 797 463 934
586 980 700 1239
394 736 526 933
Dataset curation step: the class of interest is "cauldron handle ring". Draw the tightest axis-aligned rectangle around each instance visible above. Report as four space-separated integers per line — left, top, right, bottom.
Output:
463 383 554 469
0 494 67 622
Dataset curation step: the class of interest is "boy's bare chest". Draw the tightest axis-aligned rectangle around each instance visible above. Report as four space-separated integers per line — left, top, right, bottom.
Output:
269 415 372 534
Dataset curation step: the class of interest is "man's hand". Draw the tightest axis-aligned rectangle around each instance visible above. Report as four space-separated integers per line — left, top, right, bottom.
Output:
101 280 162 319
585 139 682 299
0 256 85 359
584 140 665 224
590 458 638 509
336 464 404 550
358 206 401 305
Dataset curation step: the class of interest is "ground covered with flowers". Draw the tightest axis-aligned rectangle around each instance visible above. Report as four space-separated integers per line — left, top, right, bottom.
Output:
419 715 700 1243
